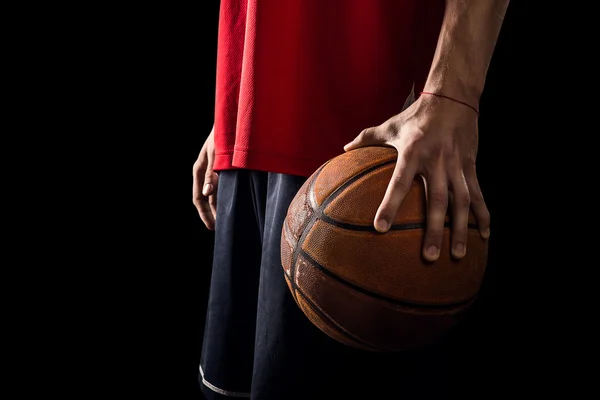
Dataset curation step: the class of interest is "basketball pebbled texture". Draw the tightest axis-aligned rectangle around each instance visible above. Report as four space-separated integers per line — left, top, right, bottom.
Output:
281 145 488 352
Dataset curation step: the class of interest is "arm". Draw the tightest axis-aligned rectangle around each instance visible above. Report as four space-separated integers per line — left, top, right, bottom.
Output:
424 0 510 108
344 0 510 261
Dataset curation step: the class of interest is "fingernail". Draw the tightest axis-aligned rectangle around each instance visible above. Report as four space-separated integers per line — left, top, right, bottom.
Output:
454 242 465 258
375 219 390 232
426 245 439 260
202 183 213 196
481 228 490 239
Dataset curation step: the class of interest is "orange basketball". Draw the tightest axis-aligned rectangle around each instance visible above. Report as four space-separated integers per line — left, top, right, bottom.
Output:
280 145 488 352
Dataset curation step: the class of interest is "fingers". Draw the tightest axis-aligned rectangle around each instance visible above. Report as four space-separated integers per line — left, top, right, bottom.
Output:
350 119 489 262
193 176 215 231
196 194 216 230
343 126 390 152
374 155 418 233
422 169 449 262
440 165 490 261
465 165 490 239
448 170 470 259
192 148 218 230
206 172 219 218
203 148 219 219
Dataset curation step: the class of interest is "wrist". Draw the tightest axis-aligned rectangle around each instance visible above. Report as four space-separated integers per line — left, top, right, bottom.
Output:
422 64 484 109
419 91 479 115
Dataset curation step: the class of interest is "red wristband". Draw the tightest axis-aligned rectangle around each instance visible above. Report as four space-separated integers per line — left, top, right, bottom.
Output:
419 91 479 115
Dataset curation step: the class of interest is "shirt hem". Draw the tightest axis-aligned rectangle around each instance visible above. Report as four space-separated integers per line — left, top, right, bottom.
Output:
213 148 335 178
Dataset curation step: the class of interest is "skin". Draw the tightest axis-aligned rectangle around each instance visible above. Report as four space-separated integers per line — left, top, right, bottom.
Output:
193 0 510 262
193 125 217 231
344 0 509 261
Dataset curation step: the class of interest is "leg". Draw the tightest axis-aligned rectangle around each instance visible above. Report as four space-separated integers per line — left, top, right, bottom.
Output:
249 172 453 400
199 170 262 400
250 172 340 400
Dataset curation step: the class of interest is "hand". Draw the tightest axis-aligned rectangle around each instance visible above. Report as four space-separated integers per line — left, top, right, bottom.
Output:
343 94 490 261
192 127 218 230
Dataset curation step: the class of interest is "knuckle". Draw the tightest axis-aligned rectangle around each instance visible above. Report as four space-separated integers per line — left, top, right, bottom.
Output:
445 154 462 170
421 143 443 163
428 190 448 208
204 170 216 181
400 139 420 159
193 193 205 203
382 123 397 138
356 129 369 142
391 175 411 194
455 190 470 207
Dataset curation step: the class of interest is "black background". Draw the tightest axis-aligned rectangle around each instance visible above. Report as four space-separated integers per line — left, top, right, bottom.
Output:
187 1 551 398
15 0 573 398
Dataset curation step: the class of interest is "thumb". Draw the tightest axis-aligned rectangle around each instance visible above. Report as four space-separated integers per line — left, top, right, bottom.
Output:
343 127 386 152
202 149 217 196
202 181 214 197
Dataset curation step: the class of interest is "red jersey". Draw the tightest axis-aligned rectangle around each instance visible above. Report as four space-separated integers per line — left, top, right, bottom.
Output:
213 0 445 177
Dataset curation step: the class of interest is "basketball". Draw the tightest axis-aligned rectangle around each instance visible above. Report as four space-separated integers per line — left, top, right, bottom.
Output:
280 145 488 352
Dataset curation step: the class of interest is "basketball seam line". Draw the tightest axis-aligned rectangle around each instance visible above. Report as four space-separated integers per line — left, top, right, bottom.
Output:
317 211 479 231
319 158 397 211
291 277 391 351
290 157 398 296
287 153 475 351
289 164 326 303
297 247 476 309
315 158 480 231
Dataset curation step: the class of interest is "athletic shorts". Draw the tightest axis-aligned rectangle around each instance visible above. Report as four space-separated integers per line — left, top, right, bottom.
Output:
198 169 452 400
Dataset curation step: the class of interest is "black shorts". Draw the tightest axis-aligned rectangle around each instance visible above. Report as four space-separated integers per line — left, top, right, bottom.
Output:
199 170 453 400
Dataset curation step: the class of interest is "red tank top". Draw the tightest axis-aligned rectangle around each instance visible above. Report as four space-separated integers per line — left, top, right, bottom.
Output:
213 0 445 177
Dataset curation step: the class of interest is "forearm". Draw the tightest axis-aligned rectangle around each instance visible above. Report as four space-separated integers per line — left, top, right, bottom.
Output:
423 0 510 107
